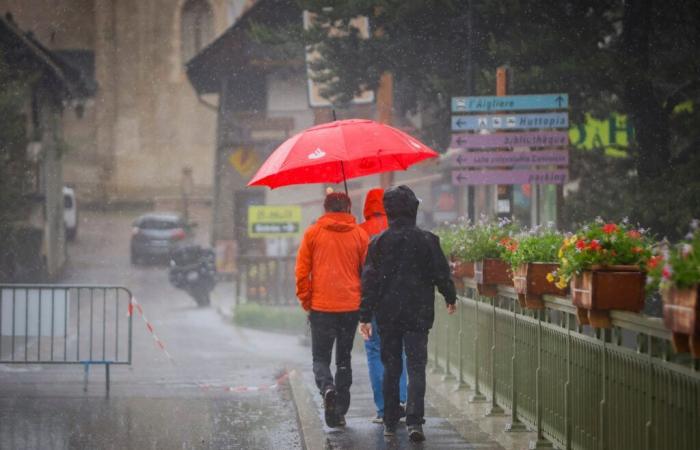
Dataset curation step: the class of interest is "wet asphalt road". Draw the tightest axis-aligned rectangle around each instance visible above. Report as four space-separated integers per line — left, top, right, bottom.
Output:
0 210 306 449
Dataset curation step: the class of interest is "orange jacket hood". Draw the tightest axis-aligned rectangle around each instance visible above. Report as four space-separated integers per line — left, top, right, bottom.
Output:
363 188 386 220
316 212 357 232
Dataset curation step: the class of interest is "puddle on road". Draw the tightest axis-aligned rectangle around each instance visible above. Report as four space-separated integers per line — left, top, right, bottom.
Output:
0 391 302 449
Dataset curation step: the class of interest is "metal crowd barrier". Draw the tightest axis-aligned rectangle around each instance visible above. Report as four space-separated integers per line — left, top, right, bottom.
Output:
235 256 297 306
430 280 700 450
0 285 133 393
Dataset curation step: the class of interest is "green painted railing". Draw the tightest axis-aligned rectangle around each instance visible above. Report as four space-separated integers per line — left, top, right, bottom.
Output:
430 280 700 450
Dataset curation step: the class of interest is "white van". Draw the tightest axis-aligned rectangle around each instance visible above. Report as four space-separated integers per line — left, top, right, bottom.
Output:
63 186 78 241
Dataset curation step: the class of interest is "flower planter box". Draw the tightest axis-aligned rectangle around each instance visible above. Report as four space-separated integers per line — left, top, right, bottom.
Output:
662 285 700 357
451 258 475 279
475 258 512 297
513 263 568 310
571 265 645 328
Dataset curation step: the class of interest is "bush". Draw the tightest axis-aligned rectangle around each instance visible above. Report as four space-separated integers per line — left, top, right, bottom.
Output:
499 225 564 273
435 217 517 262
233 302 307 334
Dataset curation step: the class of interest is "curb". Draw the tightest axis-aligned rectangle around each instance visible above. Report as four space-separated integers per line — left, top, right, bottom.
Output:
288 368 329 450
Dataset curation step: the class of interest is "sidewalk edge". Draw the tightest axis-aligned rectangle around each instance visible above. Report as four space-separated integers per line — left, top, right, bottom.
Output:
288 368 328 450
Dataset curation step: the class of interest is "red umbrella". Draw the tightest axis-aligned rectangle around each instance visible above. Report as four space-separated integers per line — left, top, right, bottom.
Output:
248 119 439 191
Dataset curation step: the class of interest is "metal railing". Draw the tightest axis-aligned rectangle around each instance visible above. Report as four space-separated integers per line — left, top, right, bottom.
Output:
0 284 133 393
235 256 297 306
430 280 700 450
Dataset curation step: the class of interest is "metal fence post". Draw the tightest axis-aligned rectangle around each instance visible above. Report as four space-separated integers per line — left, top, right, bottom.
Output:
599 328 609 450
455 300 470 390
470 295 487 403
431 302 443 374
506 299 526 431
443 310 455 381
487 296 505 416
564 312 572 449
530 309 553 448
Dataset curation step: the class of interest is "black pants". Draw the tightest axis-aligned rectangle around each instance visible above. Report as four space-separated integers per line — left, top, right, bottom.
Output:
309 310 359 416
380 328 428 426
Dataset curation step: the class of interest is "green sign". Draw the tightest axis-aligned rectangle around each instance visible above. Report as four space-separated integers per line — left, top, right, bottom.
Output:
569 113 634 156
248 205 302 238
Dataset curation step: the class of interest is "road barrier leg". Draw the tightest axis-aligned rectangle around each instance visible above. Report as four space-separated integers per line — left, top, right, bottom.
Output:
106 362 111 395
83 363 90 392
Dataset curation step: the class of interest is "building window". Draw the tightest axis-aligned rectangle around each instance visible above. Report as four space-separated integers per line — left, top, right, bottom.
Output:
181 0 214 64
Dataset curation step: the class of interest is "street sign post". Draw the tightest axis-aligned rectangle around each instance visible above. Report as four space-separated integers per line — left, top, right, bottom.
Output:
451 112 569 131
450 131 569 149
452 93 568 112
452 150 569 167
451 169 568 186
248 205 302 238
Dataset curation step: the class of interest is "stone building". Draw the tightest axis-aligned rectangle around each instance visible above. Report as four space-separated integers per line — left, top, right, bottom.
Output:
0 0 254 204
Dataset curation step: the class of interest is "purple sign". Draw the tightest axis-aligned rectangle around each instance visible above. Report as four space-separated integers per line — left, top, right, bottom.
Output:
452 150 569 167
450 131 569 149
452 169 568 186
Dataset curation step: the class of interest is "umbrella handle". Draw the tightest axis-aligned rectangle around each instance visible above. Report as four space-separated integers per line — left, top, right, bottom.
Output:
340 161 348 195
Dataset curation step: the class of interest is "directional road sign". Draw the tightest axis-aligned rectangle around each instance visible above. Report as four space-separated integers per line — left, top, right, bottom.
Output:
450 131 569 149
248 205 302 238
452 150 569 168
452 113 569 131
451 169 568 186
452 94 568 112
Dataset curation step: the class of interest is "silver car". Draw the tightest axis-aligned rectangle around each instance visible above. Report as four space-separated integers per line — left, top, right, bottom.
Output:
130 213 193 264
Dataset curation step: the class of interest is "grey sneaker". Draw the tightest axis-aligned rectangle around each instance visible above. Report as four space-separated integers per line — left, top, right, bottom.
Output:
399 403 406 422
408 424 425 442
337 415 346 427
383 423 397 437
371 415 384 424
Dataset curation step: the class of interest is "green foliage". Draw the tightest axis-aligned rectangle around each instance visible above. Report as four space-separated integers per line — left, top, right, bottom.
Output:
500 225 564 273
556 219 654 288
233 302 308 334
436 218 517 262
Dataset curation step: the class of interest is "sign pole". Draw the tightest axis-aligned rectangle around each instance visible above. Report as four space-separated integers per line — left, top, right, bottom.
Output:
496 67 513 221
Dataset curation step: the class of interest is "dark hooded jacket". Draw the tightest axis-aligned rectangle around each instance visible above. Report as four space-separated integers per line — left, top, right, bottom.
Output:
359 185 456 331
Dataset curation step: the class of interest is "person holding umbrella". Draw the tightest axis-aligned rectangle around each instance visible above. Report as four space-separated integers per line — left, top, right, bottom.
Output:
295 192 369 428
359 185 457 442
359 188 408 424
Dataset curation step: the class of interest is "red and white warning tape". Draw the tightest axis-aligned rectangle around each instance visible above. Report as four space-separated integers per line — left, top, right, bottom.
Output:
128 297 173 361
198 372 290 393
128 296 290 394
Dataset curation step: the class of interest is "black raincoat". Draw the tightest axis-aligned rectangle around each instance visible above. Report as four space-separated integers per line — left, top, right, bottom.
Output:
359 185 457 331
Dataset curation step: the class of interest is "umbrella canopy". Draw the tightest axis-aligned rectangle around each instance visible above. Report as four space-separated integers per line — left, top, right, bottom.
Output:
248 119 439 189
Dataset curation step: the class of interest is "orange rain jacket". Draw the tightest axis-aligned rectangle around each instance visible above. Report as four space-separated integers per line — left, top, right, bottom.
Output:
295 212 369 312
359 188 388 238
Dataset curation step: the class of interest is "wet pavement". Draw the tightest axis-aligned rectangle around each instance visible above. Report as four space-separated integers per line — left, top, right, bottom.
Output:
297 343 477 449
0 210 306 449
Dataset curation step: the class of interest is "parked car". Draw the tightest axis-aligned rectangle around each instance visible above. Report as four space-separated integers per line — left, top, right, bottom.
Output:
130 213 194 265
63 186 78 241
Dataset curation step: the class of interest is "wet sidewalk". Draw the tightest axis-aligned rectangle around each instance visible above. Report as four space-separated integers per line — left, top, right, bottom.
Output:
289 344 495 450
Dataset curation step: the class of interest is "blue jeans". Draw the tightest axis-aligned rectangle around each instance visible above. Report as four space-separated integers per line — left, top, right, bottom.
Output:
364 318 407 417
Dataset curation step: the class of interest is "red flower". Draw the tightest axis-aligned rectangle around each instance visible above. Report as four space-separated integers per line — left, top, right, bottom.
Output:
648 255 663 269
632 246 642 254
587 239 602 251
575 239 587 250
627 230 641 239
662 265 672 280
602 223 618 234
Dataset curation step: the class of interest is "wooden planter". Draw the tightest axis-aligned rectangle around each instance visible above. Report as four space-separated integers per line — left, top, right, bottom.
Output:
451 258 475 279
571 265 645 328
662 285 700 357
475 258 512 297
513 263 568 310
449 258 474 293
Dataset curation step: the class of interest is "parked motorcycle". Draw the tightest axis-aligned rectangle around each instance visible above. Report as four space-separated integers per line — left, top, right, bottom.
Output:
168 245 217 307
